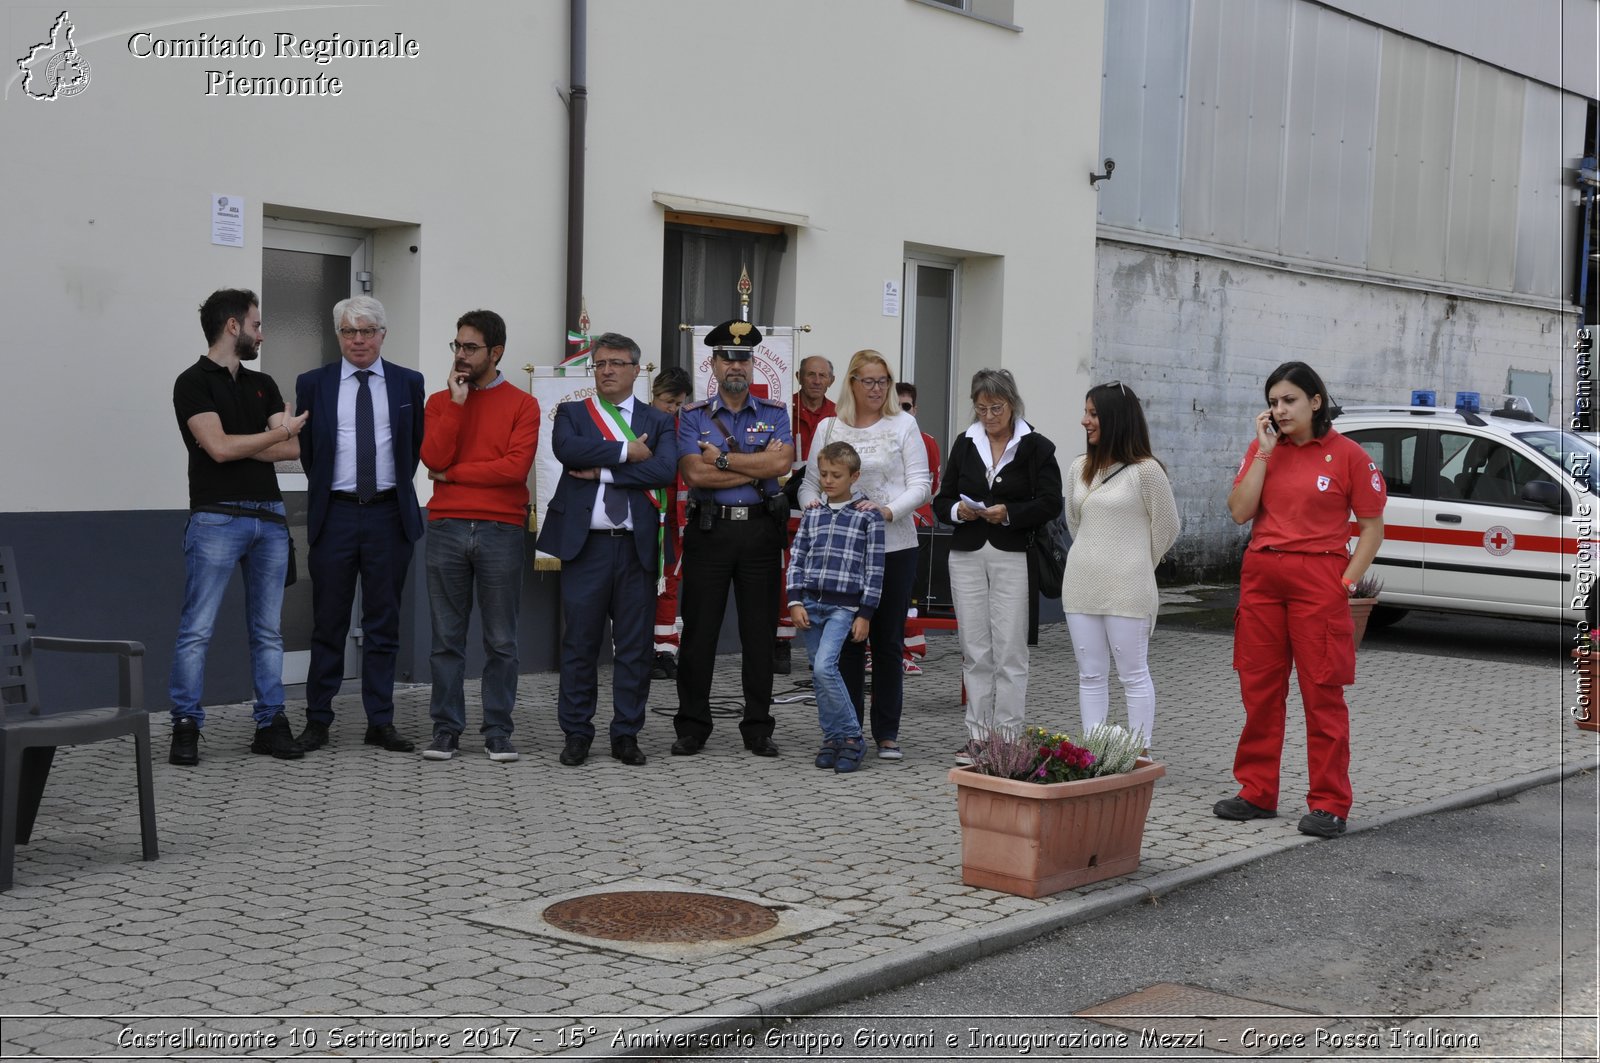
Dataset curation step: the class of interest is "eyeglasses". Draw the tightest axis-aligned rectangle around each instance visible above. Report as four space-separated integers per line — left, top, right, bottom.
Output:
855 377 890 390
975 402 1010 417
592 358 637 371
338 326 383 340
448 341 489 355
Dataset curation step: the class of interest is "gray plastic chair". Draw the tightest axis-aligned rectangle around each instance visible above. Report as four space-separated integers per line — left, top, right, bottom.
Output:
0 548 157 891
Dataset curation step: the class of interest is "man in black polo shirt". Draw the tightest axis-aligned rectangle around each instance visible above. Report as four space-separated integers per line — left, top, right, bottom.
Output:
169 288 308 765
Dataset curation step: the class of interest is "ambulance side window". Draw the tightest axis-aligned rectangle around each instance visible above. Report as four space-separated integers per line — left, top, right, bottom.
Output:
1345 427 1419 498
1437 431 1544 508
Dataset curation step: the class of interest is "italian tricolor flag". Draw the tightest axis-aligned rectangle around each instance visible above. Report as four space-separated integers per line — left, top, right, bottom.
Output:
585 395 668 587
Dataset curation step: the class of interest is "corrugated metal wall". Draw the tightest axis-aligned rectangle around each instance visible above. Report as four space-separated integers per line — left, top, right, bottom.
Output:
1099 0 1581 303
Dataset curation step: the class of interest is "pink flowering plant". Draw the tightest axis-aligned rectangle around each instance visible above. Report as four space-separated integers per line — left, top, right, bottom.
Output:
967 723 1145 783
1025 728 1098 783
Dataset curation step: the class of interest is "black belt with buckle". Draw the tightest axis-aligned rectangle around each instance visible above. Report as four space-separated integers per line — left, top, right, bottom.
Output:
331 489 397 504
588 527 632 537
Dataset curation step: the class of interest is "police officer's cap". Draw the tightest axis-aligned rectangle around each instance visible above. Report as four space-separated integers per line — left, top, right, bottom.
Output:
705 319 762 359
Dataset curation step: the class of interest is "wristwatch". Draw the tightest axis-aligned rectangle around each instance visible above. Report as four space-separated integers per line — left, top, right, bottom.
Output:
715 453 731 471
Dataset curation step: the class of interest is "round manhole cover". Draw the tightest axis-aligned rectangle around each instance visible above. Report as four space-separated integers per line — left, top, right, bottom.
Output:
543 891 779 943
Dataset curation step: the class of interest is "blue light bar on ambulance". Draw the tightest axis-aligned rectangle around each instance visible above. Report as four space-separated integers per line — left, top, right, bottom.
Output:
1411 389 1437 407
1455 391 1481 414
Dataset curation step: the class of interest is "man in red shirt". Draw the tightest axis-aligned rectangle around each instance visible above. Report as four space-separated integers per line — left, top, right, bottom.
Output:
792 355 837 461
776 355 838 674
419 309 540 763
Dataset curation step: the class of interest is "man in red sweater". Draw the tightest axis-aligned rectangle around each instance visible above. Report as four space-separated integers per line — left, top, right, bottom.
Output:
419 309 540 763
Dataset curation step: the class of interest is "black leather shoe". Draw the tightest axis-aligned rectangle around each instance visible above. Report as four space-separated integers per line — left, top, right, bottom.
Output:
611 735 647 766
670 735 704 756
1213 795 1277 820
559 734 592 766
251 714 305 760
169 717 200 766
363 723 415 753
297 720 330 752
650 652 677 681
745 736 780 758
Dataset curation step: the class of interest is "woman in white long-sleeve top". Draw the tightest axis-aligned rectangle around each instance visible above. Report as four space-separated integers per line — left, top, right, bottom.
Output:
799 350 931 760
934 369 1063 763
1063 381 1180 752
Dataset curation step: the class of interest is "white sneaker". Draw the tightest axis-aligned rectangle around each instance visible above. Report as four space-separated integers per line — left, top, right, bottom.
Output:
485 736 520 763
902 658 922 676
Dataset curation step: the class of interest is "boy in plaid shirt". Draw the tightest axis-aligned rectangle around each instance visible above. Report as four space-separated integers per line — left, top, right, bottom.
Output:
787 441 885 774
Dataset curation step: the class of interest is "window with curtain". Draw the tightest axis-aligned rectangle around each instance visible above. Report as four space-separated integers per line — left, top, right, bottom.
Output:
660 222 786 372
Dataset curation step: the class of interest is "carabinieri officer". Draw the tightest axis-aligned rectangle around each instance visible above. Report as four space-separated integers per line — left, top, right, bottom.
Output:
671 320 795 757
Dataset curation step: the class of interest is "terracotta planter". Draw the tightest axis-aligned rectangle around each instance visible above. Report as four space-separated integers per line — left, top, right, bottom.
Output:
948 759 1166 898
1348 597 1379 650
1574 645 1600 732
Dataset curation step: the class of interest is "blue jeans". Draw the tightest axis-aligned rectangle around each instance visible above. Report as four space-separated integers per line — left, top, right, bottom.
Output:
426 517 525 739
799 597 863 744
168 502 289 728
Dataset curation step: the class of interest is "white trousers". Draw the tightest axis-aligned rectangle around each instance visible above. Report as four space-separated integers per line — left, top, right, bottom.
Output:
1066 612 1154 747
950 543 1030 740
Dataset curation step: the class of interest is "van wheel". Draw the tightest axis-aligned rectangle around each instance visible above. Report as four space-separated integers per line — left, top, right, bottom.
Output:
1368 606 1408 629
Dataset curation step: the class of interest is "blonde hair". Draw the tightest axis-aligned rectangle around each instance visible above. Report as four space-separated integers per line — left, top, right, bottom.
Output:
835 349 901 425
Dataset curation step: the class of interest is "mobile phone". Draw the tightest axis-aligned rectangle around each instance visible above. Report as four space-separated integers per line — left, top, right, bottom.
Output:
1265 417 1278 435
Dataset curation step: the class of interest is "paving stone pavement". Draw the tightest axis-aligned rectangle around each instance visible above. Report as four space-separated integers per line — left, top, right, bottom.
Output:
0 616 1592 1059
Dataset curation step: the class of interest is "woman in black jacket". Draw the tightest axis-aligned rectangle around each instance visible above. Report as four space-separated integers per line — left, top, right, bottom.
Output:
934 368 1063 763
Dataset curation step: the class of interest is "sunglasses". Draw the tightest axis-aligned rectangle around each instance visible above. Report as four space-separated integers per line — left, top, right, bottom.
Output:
900 402 913 412
1099 380 1130 395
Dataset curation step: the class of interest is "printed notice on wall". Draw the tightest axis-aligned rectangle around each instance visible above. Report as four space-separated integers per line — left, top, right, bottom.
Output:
211 195 244 247
882 279 900 317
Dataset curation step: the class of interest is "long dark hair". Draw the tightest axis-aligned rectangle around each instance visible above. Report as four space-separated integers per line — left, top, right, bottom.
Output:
1264 361 1334 438
1082 381 1157 484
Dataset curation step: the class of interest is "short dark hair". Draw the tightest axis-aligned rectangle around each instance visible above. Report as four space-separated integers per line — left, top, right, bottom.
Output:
652 366 691 398
592 331 641 364
896 381 918 404
456 309 506 351
816 440 861 473
199 288 257 345
1265 361 1335 438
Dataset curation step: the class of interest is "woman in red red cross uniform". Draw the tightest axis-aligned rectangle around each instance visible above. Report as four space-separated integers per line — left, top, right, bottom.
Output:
1215 362 1386 838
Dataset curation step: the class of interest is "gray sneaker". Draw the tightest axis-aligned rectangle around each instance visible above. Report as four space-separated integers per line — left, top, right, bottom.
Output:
422 731 459 761
485 736 519 763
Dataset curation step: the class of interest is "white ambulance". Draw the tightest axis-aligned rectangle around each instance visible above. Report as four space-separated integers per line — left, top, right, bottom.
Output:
1334 394 1597 628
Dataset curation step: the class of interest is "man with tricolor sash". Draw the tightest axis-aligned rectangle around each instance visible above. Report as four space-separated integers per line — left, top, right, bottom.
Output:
537 333 678 767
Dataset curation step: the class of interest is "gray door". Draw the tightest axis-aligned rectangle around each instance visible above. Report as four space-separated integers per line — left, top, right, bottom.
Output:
262 222 370 686
902 257 959 459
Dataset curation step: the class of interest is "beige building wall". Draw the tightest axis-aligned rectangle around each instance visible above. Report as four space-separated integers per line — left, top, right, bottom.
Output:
3 0 1104 515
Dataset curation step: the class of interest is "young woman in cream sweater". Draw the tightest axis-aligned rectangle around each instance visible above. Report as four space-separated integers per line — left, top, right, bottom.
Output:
1063 382 1179 751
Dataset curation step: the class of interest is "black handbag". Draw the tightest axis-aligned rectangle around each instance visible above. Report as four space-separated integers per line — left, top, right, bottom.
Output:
1030 511 1070 599
1027 439 1094 600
